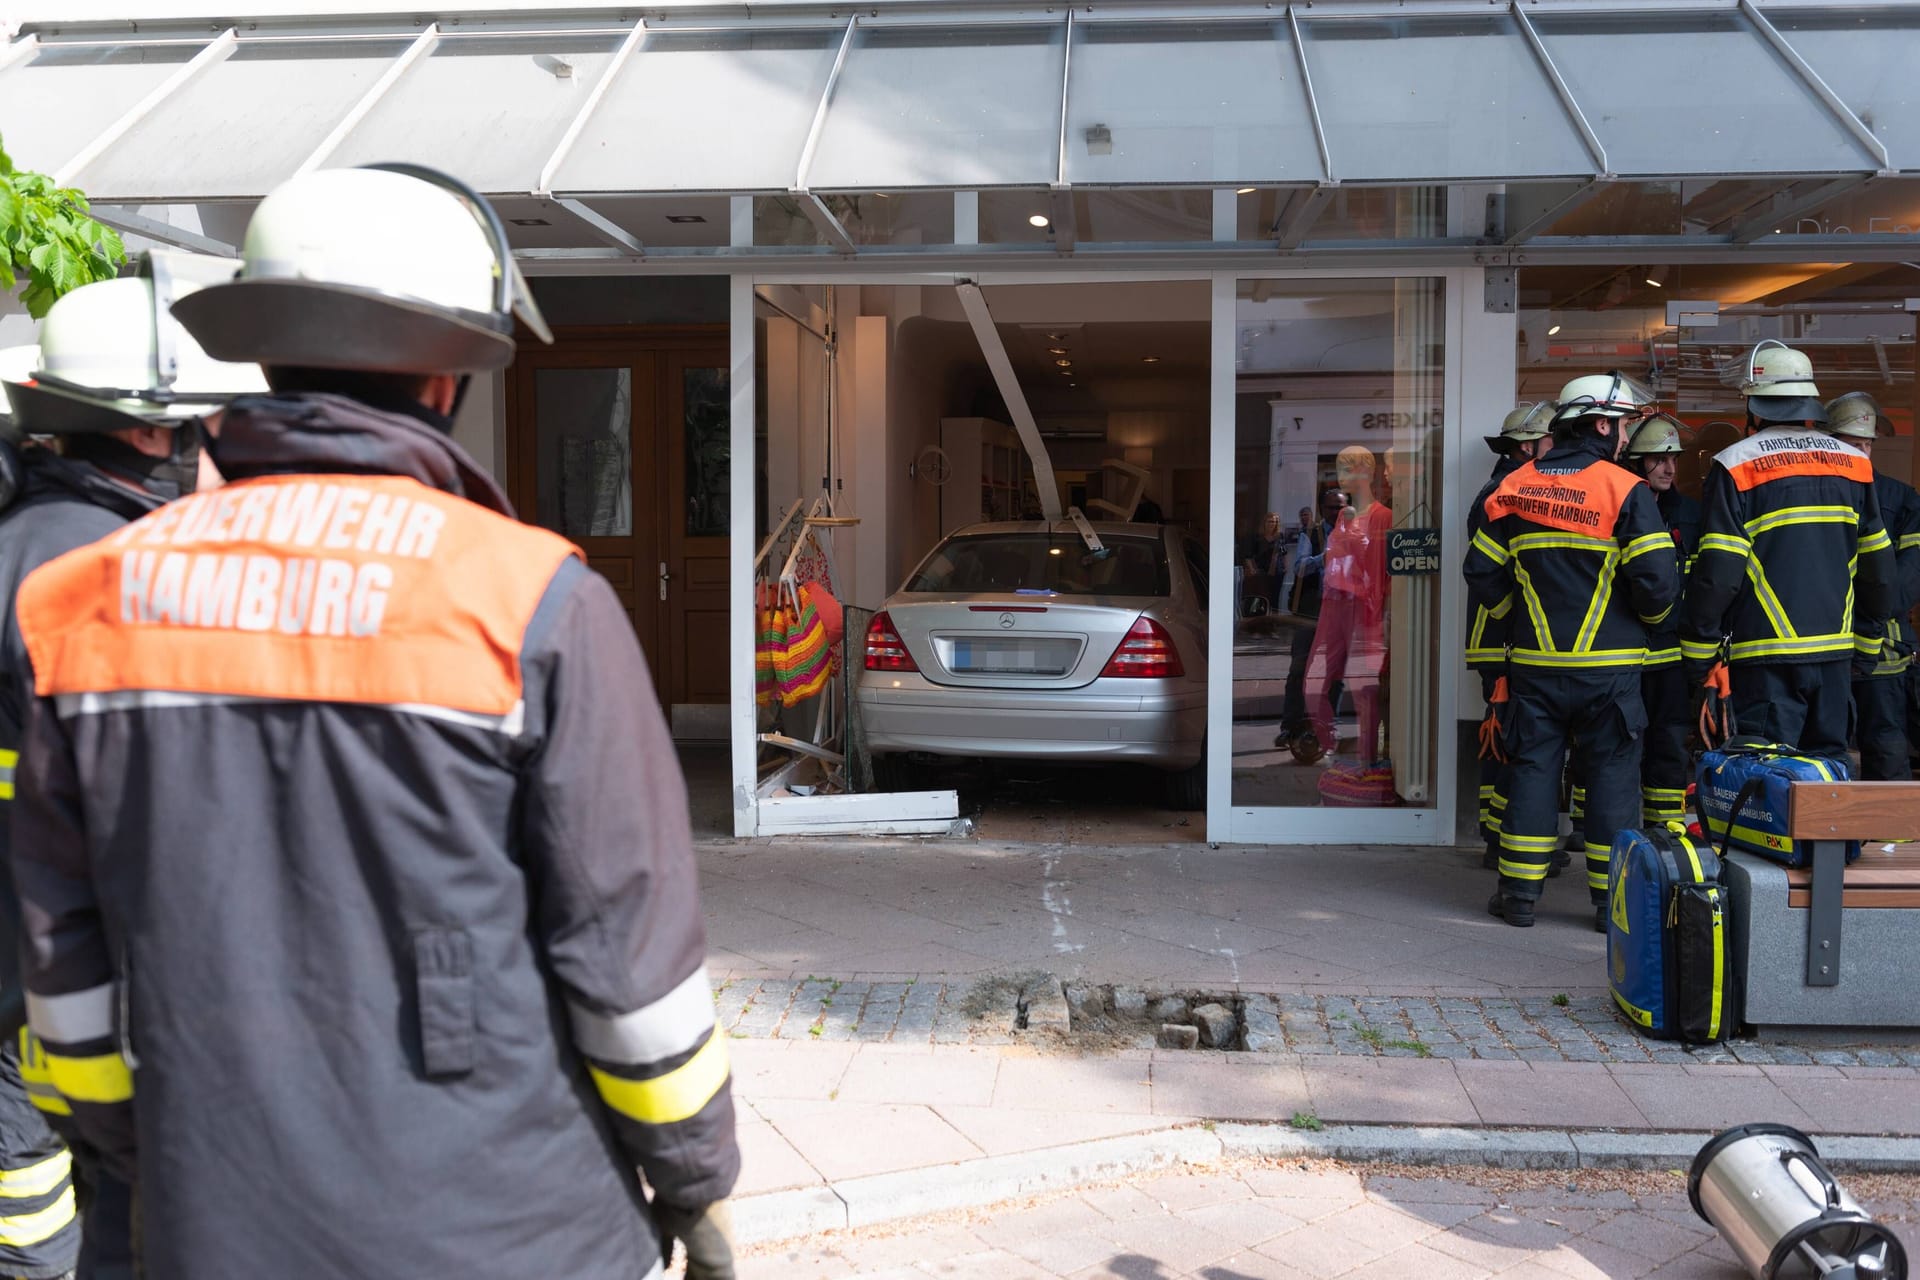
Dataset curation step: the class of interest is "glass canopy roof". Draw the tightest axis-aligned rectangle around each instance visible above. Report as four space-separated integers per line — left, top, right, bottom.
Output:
4 1 1916 255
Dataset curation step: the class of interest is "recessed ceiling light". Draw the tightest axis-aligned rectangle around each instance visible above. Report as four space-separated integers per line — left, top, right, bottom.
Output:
1046 332 1069 341
1029 214 1050 228
1047 347 1069 355
1142 356 1161 364
1069 382 1077 387
1055 359 1072 367
508 217 550 227
1548 324 1562 336
1645 276 1663 287
1236 187 1256 195
666 214 707 224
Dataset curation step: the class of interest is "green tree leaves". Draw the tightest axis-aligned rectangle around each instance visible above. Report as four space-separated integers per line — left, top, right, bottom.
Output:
0 134 126 317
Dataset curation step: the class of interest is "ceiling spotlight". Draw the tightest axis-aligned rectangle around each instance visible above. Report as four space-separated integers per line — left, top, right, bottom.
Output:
1029 214 1051 228
1547 324 1562 336
1236 187 1256 195
1046 332 1069 341
1142 356 1161 364
1645 266 1669 287
1055 359 1072 367
508 217 551 227
1047 347 1069 355
665 214 706 224
1645 275 1664 287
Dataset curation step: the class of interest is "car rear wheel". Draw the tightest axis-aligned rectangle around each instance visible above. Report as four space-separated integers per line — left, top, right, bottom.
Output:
870 754 926 792
1165 755 1206 811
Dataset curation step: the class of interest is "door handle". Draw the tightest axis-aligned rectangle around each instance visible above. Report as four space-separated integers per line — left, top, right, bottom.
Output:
659 562 671 601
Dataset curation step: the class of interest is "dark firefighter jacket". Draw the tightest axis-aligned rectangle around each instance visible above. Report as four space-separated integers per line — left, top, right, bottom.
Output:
1644 487 1702 668
9 394 739 1280
1463 434 1680 673
1855 470 1920 678
0 448 155 1278
1681 425 1895 668
1464 452 1524 672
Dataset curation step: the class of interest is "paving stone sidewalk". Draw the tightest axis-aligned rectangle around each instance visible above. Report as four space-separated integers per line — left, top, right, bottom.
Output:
727 1159 1920 1280
714 977 1920 1068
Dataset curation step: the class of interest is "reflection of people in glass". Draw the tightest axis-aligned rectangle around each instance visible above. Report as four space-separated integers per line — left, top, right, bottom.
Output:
1306 446 1393 767
1239 511 1282 615
1275 490 1346 755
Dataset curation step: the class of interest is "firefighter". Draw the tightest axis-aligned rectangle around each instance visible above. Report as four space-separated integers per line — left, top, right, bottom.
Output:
1465 372 1678 930
1468 403 1553 869
1827 392 1919 779
1621 413 1702 823
1681 343 1895 758
0 265 262 1280
7 166 740 1279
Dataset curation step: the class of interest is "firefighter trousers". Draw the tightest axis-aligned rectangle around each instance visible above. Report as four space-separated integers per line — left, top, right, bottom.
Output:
0 1037 78 1280
1477 671 1509 855
1731 659 1851 759
1640 662 1691 825
1854 671 1914 781
1497 668 1645 905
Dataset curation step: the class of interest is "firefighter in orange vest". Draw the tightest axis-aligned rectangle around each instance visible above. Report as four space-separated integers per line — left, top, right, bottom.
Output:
8 166 739 1279
1681 344 1894 757
1464 373 1679 930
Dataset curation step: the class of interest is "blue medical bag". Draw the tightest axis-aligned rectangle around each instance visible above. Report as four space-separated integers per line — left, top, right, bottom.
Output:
1607 825 1735 1043
1696 738 1858 869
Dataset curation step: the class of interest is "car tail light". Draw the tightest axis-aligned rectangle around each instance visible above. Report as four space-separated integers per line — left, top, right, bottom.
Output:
1101 616 1184 678
864 611 917 671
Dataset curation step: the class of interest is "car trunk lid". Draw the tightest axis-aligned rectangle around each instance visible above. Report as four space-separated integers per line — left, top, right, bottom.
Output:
886 596 1143 689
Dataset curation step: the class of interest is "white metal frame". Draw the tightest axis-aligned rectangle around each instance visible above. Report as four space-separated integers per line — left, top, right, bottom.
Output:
730 260 1492 843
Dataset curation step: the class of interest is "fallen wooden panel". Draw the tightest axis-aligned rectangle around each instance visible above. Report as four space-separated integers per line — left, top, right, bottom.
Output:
755 789 961 837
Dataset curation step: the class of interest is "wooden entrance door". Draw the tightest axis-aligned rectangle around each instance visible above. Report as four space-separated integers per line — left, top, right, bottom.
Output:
506 328 729 710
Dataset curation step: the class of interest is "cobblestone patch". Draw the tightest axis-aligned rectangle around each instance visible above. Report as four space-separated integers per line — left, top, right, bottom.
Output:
711 979 1916 1066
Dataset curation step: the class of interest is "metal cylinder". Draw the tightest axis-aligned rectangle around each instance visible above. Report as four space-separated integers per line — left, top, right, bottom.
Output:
1690 1124 1908 1280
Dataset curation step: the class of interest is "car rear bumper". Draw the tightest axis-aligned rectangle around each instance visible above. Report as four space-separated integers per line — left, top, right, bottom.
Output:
856 676 1205 769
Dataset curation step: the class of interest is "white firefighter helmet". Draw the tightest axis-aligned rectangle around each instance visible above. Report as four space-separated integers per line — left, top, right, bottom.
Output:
3 263 268 438
1825 391 1890 441
1550 370 1653 427
171 165 552 375
1740 340 1825 424
1625 412 1686 457
1485 402 1552 454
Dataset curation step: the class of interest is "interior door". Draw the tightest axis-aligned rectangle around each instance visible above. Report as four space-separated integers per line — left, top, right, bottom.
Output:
662 349 732 708
511 348 662 673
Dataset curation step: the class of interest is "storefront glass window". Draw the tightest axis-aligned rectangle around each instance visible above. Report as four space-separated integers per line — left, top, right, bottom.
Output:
1235 186 1449 242
1063 21 1322 187
534 368 634 538
1231 277 1445 811
808 24 1066 190
755 192 957 248
1299 14 1589 182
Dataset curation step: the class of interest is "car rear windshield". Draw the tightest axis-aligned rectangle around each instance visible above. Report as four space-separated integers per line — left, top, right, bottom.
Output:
905 533 1171 597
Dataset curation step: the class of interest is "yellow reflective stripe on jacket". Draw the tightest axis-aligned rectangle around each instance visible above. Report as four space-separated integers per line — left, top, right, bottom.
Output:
1644 647 1681 666
1697 532 1752 559
1744 559 1797 639
1471 527 1509 565
16 1031 69 1117
1854 632 1883 655
1640 602 1673 628
1744 504 1858 537
45 1051 133 1104
0 1151 71 1201
588 1030 729 1126
1513 563 1555 652
0 1188 75 1248
0 747 15 801
1901 532 1920 551
1486 594 1514 620
1859 527 1893 554
1510 532 1615 554
1571 550 1621 652
1620 531 1671 563
1680 636 1720 661
1728 634 1857 661
1509 648 1648 668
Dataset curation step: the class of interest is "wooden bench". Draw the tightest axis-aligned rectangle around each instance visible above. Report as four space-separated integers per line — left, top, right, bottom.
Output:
1722 781 1920 1030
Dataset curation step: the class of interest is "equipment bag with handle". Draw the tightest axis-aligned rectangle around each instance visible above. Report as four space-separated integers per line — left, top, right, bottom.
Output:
1606 822 1737 1043
1695 737 1859 869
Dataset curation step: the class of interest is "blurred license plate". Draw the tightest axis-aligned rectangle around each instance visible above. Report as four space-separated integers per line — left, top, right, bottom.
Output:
950 639 1069 675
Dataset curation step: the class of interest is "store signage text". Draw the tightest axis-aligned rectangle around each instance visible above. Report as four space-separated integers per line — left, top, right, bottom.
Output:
1359 411 1443 431
1794 216 1915 236
1387 528 1442 576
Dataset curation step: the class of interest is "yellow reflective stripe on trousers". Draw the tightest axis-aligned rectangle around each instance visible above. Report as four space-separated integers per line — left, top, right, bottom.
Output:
0 1188 74 1248
0 746 15 800
589 1031 729 1125
45 1051 132 1104
0 1150 71 1200
15 1031 69 1117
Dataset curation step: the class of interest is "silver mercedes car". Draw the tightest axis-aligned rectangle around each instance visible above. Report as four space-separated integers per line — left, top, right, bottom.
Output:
857 520 1208 808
